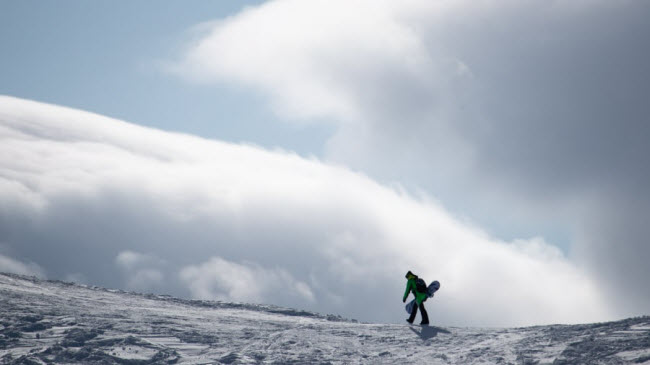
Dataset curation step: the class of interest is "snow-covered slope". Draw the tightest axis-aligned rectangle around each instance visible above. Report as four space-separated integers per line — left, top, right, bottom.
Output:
1 273 648 364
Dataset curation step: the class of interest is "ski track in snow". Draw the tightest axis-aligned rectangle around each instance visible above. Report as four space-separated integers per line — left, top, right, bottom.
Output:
1 273 649 364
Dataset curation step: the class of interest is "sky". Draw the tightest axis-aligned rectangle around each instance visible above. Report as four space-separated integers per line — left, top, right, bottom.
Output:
1 0 649 326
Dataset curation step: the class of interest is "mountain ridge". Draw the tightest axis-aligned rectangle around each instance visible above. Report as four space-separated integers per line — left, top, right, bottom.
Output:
1 272 649 364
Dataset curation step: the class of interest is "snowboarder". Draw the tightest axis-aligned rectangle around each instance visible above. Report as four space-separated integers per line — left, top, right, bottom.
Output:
403 270 429 325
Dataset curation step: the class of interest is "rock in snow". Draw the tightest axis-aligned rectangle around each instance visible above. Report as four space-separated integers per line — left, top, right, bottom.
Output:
0 273 649 364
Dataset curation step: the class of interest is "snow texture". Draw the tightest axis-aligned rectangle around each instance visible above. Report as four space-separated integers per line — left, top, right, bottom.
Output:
1 273 649 364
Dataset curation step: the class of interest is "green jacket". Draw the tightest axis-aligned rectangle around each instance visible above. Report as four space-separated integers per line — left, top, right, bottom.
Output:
403 277 428 305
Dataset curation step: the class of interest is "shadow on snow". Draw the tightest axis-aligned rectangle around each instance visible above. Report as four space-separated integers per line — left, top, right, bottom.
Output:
409 325 451 341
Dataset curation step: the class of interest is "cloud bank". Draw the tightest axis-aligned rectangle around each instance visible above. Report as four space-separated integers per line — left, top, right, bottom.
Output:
174 0 650 317
180 257 315 303
0 253 44 278
0 95 615 326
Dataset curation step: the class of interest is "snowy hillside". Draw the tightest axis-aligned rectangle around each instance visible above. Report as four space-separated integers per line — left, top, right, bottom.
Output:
1 273 649 364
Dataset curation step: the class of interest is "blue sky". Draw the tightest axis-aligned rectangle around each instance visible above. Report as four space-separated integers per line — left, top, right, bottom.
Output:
0 1 332 155
1 0 649 325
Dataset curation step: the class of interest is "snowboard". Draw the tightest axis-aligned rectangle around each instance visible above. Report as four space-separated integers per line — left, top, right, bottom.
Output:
405 299 416 314
427 280 440 297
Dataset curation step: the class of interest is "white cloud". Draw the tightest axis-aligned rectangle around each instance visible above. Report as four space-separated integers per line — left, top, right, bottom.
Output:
171 0 650 319
0 95 616 325
64 272 88 284
115 251 166 292
173 0 436 124
116 251 143 271
116 251 163 271
0 253 45 278
126 269 164 293
180 257 315 304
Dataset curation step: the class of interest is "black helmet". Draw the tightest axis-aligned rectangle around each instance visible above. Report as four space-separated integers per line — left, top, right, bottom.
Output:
405 270 416 279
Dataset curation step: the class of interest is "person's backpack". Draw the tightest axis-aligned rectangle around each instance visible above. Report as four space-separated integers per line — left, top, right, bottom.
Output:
415 277 427 293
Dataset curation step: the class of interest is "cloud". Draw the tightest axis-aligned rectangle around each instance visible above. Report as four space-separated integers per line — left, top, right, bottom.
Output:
115 251 166 292
180 257 315 305
172 0 650 318
125 269 164 293
63 272 88 284
0 253 45 278
172 0 433 123
173 0 650 195
116 251 166 272
0 95 617 326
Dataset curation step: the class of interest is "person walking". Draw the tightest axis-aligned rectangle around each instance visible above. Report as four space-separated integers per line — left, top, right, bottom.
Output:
403 270 429 325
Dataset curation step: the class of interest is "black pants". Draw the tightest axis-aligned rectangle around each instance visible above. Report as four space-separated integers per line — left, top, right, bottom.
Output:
408 301 429 324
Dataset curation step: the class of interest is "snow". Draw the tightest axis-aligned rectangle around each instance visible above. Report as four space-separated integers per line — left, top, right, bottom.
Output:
631 324 650 331
1 273 649 364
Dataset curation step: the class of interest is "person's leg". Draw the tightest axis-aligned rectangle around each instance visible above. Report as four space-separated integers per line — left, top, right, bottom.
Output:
407 302 419 324
419 302 429 325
